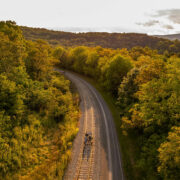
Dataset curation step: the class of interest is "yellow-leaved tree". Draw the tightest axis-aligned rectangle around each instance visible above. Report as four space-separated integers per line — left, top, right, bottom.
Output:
158 127 180 180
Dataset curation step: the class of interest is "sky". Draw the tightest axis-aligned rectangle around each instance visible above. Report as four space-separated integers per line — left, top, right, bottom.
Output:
0 0 180 35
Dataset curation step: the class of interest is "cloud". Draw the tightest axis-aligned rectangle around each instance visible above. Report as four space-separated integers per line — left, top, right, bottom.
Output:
136 20 159 27
152 9 180 24
162 24 174 30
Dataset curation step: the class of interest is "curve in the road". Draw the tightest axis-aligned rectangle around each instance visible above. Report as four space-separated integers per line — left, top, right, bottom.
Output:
61 70 124 180
78 75 124 180
79 78 112 180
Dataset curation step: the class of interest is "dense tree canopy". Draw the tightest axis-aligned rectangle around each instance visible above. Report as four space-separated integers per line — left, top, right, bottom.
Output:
0 21 79 179
118 55 180 179
54 41 180 179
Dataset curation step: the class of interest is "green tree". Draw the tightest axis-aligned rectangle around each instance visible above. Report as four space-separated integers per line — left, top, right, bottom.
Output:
103 54 133 96
70 46 88 73
117 68 139 114
25 40 57 81
84 50 99 78
53 46 67 67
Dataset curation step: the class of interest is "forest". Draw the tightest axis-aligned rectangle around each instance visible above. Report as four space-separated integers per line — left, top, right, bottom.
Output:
0 21 79 179
54 45 180 179
21 26 180 56
0 21 180 180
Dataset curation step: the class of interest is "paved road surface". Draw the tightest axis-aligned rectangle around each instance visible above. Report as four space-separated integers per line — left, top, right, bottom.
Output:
60 71 124 180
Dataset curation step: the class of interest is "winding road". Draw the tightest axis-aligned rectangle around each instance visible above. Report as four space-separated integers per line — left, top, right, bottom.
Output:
61 71 124 180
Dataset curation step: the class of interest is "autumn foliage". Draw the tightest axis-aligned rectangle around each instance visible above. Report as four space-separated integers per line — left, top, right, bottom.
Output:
1 21 179 180
54 45 180 179
21 26 180 57
0 21 79 179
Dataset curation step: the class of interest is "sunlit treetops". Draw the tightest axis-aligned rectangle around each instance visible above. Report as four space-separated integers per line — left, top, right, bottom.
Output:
0 21 79 179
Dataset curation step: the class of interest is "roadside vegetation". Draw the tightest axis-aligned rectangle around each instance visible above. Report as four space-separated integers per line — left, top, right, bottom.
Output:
0 21 79 179
55 45 180 180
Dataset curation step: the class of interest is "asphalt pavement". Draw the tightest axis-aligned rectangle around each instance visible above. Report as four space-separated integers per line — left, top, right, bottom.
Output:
60 70 124 180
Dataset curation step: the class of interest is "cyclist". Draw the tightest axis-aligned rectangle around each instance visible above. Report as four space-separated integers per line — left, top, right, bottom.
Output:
84 133 88 145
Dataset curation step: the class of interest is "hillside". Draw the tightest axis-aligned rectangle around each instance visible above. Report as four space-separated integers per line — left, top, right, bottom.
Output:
21 26 180 56
155 34 180 41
